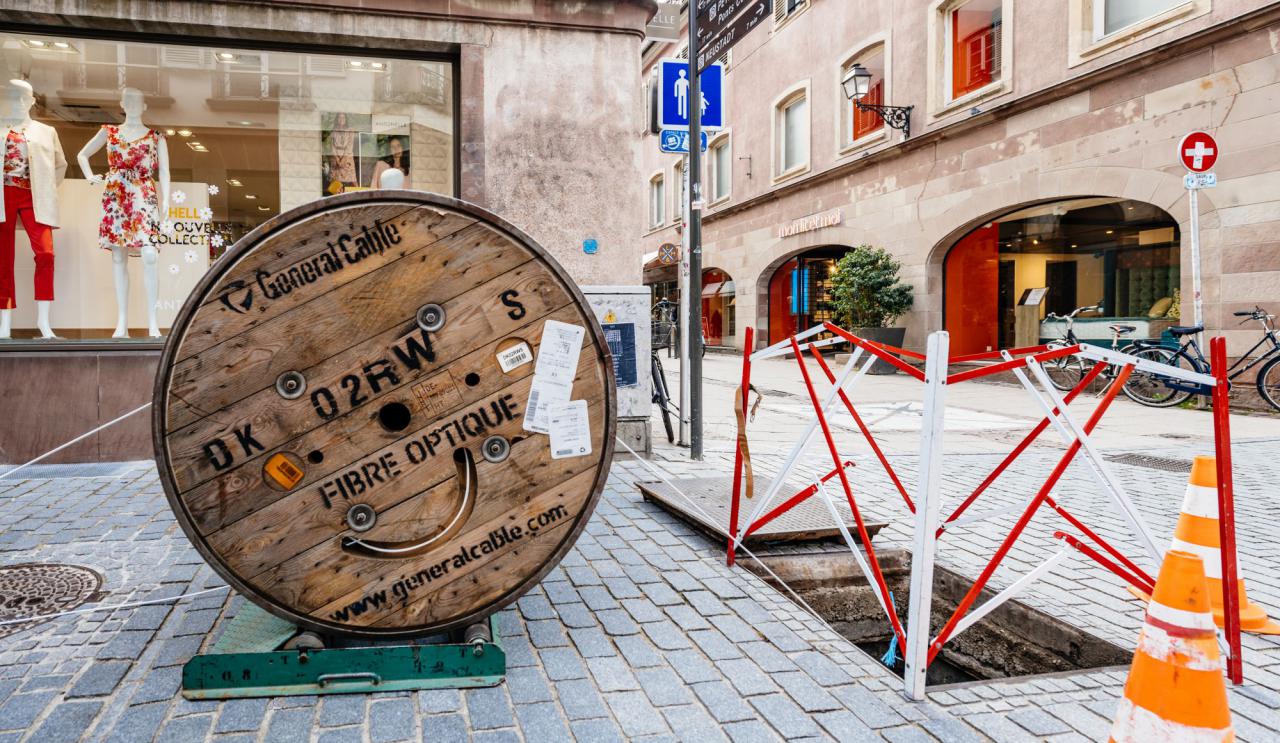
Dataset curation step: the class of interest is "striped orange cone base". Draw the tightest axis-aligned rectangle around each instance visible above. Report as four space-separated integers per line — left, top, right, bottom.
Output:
1171 456 1280 635
1110 550 1233 742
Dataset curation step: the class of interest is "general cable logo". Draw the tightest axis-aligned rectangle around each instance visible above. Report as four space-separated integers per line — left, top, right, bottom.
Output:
215 218 402 315
216 279 254 314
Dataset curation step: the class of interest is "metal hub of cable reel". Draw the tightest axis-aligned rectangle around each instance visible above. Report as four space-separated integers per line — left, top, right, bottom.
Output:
153 191 616 638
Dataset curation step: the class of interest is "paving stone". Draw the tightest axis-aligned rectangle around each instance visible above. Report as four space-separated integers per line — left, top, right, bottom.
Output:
636 667 694 707
662 703 729 743
471 728 521 743
665 648 722 685
555 602 598 629
640 582 684 606
643 620 693 650
319 695 366 727
605 690 668 737
688 628 743 660
369 698 415 743
264 707 315 743
64 659 130 699
1009 706 1073 736
720 719 781 742
586 655 640 692
465 685 515 730
215 697 269 733
719 658 779 696
0 690 58 730
154 636 203 667
568 626 618 657
790 650 854 686
814 710 881 742
517 594 557 621
317 726 364 743
129 664 182 705
506 666 554 705
513 700 570 740
555 678 610 720
614 634 664 668
737 641 798 673
416 688 461 714
596 607 641 636
832 685 904 729
539 647 588 681
96 630 154 660
665 604 712 631
772 670 841 712
159 713 214 741
526 618 570 648
881 725 941 742
578 586 620 611
620 598 665 624
955 712 1040 742
29 699 102 743
570 717 627 743
103 701 169 743
420 714 467 743
691 680 756 724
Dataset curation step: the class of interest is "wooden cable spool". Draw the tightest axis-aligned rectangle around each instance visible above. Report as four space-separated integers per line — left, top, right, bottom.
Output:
153 191 616 638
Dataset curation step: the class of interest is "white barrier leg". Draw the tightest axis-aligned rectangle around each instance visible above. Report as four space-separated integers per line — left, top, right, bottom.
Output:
904 331 948 701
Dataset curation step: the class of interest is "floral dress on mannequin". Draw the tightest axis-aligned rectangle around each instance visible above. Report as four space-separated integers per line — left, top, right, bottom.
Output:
98 125 160 257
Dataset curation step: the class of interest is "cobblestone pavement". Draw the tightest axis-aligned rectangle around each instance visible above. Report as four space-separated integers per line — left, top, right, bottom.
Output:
0 354 1278 741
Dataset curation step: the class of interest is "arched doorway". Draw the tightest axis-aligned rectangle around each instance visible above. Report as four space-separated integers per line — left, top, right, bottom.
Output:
701 268 735 347
766 247 848 346
944 197 1181 356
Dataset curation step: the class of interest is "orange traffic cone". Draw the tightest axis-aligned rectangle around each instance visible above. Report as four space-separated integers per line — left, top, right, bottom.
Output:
1110 550 1233 742
1169 456 1280 634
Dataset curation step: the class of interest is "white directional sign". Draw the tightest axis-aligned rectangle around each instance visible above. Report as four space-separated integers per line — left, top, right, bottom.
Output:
657 59 725 132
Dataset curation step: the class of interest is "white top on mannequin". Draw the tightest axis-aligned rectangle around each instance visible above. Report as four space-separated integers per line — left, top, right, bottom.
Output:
378 168 405 189
76 87 171 223
1 80 34 130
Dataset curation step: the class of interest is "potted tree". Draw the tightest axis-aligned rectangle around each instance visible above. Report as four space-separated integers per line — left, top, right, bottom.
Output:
830 245 914 375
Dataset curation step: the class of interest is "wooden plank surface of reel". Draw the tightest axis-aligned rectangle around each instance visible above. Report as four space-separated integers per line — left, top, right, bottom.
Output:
153 191 616 638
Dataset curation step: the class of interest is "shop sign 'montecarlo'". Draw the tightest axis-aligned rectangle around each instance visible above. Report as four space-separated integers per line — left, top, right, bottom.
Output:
776 208 843 239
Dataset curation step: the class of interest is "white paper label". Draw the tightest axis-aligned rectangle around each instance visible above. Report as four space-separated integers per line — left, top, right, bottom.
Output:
548 400 591 459
523 321 585 434
496 342 533 373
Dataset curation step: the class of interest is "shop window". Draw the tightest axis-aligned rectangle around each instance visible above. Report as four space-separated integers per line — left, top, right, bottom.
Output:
767 248 845 346
649 173 665 227
774 89 809 179
842 45 886 148
0 33 454 342
1096 0 1185 38
946 0 1003 101
710 135 731 203
943 198 1181 356
701 268 735 347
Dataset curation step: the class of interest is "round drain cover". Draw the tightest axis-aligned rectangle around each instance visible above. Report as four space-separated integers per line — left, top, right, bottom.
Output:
0 564 103 638
153 191 615 638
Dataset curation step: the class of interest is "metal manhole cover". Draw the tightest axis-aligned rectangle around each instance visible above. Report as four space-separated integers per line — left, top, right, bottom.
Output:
0 564 104 638
1104 453 1193 473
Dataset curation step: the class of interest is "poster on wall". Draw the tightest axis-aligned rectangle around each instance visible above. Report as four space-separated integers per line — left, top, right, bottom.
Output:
320 111 370 195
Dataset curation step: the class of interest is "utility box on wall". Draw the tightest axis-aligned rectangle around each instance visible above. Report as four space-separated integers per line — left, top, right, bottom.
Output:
581 285 652 458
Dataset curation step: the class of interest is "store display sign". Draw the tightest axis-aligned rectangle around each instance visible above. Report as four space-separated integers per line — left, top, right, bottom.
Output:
646 1 683 43
602 322 638 388
777 208 843 239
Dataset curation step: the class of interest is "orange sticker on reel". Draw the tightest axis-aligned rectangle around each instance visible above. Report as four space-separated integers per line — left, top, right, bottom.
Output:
263 452 305 491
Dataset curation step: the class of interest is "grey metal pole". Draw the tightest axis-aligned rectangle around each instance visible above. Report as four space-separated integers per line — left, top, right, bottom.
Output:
688 4 704 461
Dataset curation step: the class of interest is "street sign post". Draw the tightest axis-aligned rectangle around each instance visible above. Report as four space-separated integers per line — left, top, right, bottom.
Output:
660 129 709 154
696 0 771 71
657 59 725 132
1179 130 1220 348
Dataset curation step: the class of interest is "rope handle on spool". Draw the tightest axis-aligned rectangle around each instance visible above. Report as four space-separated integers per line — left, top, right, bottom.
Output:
734 384 762 499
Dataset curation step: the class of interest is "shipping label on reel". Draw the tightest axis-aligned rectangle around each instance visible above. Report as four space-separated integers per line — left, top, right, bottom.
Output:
153 192 616 638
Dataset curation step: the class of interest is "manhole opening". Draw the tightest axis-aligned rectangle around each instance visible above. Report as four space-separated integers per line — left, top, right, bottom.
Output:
1104 453 1192 473
0 564 105 639
746 550 1131 688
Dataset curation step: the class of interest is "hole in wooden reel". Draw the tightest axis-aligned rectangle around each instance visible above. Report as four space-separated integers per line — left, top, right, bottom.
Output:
378 401 412 432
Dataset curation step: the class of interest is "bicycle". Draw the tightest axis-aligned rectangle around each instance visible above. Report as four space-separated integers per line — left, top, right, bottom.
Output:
1124 306 1280 412
1041 304 1181 407
651 350 676 443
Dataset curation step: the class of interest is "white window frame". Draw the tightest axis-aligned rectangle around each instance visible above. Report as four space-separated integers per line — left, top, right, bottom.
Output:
929 0 1013 118
774 0 811 28
648 172 666 230
772 81 811 184
708 132 732 205
1069 0 1207 64
673 160 686 225
838 36 891 157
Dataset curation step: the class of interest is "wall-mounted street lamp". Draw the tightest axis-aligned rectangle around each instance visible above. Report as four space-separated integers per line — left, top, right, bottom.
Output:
841 63 913 138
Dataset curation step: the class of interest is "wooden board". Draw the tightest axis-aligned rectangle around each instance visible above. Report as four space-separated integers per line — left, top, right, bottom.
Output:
636 478 887 546
153 191 616 638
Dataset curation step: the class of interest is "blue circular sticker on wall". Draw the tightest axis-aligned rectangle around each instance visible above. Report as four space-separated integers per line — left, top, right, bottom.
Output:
583 239 599 255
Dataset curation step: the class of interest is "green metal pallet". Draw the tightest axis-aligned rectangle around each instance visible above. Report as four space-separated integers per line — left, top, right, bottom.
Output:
182 603 505 699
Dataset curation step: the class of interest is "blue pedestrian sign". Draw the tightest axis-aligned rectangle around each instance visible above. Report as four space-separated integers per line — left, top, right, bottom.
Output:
657 59 725 132
659 129 708 154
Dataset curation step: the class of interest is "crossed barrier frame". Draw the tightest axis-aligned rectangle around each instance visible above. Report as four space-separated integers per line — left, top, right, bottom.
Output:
726 323 1243 700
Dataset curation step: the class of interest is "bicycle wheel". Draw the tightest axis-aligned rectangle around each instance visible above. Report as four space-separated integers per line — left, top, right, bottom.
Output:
1255 356 1280 412
1043 352 1086 392
651 354 675 443
1122 347 1195 407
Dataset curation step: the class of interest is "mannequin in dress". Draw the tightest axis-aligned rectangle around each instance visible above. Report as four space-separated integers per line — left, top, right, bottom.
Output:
77 87 170 338
0 79 66 340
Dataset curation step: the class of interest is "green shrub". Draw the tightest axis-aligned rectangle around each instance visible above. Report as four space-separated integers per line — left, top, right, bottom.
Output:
830 245 914 328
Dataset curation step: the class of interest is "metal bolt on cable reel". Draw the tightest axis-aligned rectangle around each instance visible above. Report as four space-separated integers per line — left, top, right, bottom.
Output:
153 191 616 638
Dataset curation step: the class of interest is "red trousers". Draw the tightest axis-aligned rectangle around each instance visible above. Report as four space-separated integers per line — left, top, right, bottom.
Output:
1 184 55 310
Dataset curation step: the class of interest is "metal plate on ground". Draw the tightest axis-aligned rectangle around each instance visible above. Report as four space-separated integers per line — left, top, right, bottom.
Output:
153 191 616 639
0 564 103 639
1104 453 1192 473
637 477 887 546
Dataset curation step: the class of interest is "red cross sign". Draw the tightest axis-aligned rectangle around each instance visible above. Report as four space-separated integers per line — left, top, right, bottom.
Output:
1178 131 1218 173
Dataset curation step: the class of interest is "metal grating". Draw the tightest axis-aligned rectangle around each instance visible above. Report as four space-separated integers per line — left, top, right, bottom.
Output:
1104 453 1193 473
0 564 104 638
0 461 144 480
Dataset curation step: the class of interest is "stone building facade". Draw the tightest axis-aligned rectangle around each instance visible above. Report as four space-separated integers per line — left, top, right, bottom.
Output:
640 0 1280 359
